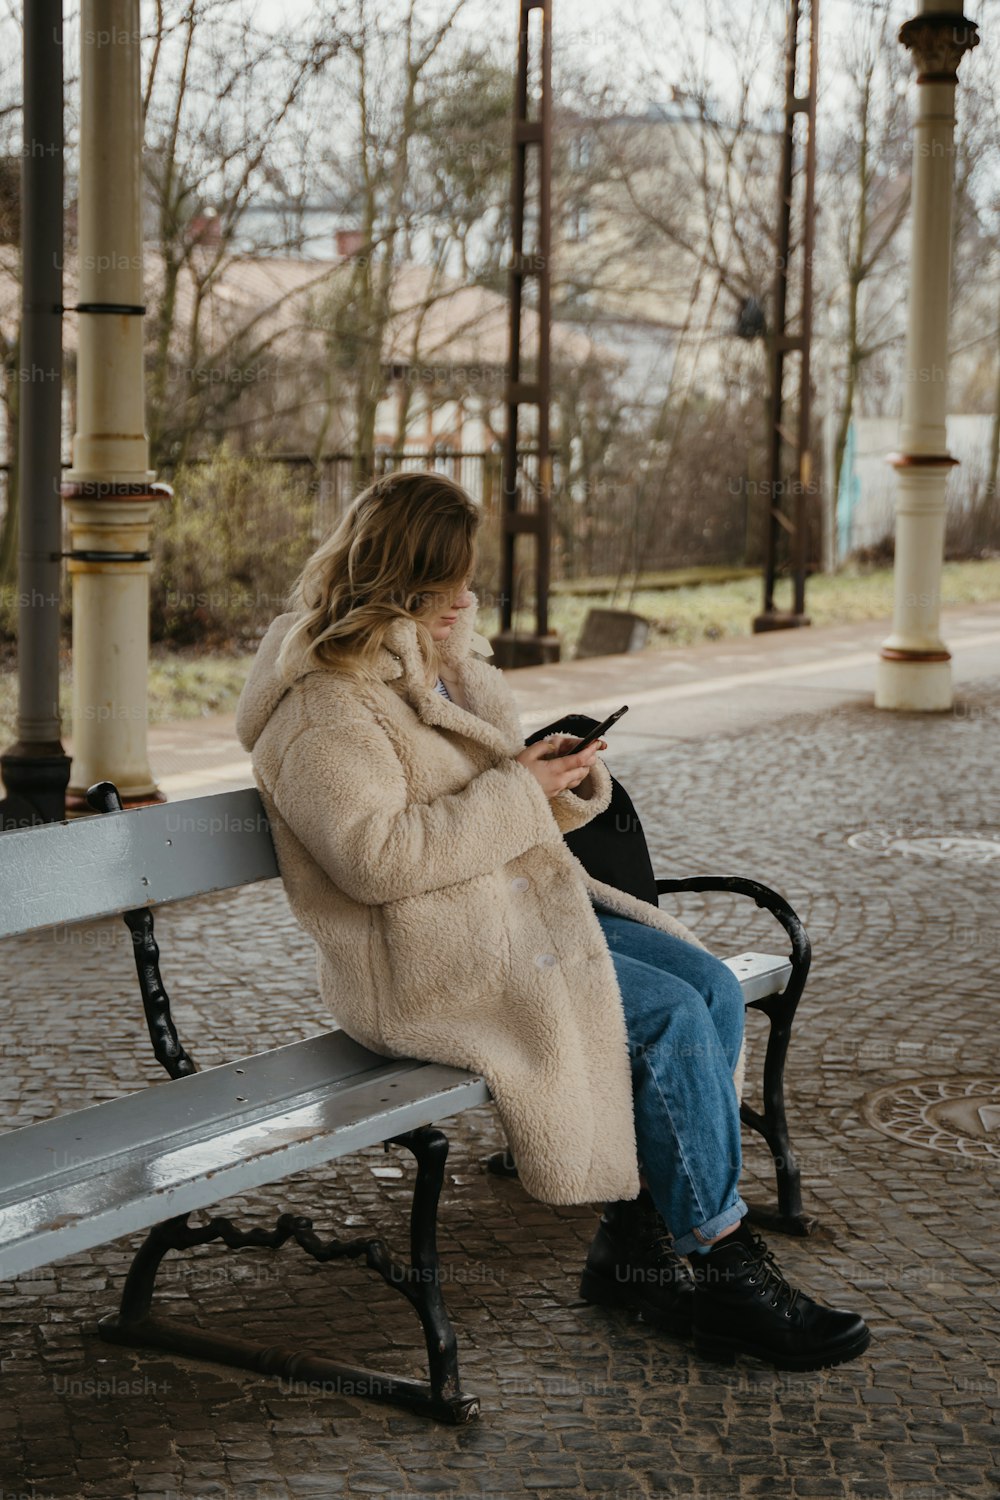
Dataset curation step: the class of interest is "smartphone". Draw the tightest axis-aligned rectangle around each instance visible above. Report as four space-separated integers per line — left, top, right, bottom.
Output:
546 705 629 758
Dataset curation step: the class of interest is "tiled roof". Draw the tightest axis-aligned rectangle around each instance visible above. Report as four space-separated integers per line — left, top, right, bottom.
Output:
0 245 613 371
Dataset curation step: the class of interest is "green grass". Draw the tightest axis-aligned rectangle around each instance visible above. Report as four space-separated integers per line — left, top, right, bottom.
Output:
548 564 760 596
497 558 1000 650
1 559 997 740
144 652 258 724
0 647 256 742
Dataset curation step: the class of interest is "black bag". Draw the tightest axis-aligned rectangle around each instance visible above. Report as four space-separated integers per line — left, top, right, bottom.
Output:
525 713 659 908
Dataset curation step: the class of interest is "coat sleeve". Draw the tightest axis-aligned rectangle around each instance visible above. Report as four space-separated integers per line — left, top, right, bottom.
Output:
267 717 564 905
548 754 614 835
482 662 617 839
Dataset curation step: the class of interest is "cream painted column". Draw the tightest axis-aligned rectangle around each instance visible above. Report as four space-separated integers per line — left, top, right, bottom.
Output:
63 0 169 806
875 2 979 711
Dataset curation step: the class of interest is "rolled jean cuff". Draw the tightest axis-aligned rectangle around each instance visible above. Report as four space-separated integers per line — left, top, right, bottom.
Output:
671 1196 749 1257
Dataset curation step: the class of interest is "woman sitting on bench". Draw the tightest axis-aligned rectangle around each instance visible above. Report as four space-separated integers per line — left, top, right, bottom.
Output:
236 469 870 1372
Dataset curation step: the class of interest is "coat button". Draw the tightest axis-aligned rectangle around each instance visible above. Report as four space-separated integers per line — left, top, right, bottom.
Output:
510 876 529 891
534 952 557 969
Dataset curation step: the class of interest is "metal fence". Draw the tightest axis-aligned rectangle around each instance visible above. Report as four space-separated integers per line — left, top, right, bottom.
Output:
156 448 520 535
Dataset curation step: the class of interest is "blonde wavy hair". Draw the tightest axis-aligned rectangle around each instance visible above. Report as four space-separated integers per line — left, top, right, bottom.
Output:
276 469 480 688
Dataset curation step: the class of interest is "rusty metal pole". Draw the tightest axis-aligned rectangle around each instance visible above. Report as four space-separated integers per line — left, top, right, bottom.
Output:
753 0 818 633
758 0 795 622
490 0 559 669
793 0 819 617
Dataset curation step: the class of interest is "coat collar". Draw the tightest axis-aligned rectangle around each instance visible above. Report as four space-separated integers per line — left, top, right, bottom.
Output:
237 593 516 756
375 592 520 757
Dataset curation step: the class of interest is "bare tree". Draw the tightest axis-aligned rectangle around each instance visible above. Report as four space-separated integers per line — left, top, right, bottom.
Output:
947 21 1000 536
547 0 782 586
408 40 512 286
819 1 910 534
307 0 471 487
139 0 343 468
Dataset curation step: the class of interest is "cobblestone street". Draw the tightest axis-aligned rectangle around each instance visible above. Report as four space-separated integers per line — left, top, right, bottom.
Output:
2 613 998 1500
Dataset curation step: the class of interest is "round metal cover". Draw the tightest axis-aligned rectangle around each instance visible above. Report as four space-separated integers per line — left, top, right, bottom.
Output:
861 1077 1000 1163
847 828 1000 865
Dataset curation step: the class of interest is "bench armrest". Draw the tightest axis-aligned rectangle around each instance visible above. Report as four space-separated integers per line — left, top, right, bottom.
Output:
654 874 811 1017
655 876 816 1227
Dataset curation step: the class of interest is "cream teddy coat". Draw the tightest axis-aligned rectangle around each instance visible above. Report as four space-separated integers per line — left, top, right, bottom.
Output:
235 592 725 1207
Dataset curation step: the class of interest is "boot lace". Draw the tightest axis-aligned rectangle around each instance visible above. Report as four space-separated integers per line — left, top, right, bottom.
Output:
637 1202 686 1273
741 1227 800 1316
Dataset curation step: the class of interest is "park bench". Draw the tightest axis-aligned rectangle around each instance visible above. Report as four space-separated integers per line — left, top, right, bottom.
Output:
0 781 811 1424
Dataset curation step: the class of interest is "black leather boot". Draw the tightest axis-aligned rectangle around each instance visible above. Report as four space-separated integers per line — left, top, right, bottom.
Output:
689 1218 871 1370
579 1188 694 1334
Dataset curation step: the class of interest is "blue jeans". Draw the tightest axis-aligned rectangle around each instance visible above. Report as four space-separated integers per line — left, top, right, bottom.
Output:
594 908 749 1255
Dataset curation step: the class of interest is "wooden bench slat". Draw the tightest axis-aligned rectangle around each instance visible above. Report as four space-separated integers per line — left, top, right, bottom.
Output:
723 952 792 1004
0 1038 489 1280
0 1031 410 1200
0 789 279 938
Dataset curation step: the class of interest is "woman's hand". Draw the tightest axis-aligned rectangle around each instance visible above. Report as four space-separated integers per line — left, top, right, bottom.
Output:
515 735 607 800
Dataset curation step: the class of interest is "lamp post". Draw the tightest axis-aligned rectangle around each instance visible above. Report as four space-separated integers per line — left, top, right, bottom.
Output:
0 0 70 828
875 2 978 711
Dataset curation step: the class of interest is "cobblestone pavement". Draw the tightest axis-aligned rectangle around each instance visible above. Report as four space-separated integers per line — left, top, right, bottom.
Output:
2 640 999 1499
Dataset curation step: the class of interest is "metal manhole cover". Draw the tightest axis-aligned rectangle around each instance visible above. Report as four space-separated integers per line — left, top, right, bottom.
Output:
861 1077 1000 1162
847 828 1000 865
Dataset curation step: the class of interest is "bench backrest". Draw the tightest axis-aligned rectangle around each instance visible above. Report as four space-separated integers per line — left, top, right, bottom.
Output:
0 788 279 940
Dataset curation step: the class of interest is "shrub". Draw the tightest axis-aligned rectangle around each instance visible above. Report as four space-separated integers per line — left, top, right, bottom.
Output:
152 445 317 647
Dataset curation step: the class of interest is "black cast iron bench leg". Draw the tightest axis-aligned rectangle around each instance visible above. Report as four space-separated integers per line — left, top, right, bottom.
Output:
96 1126 480 1424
